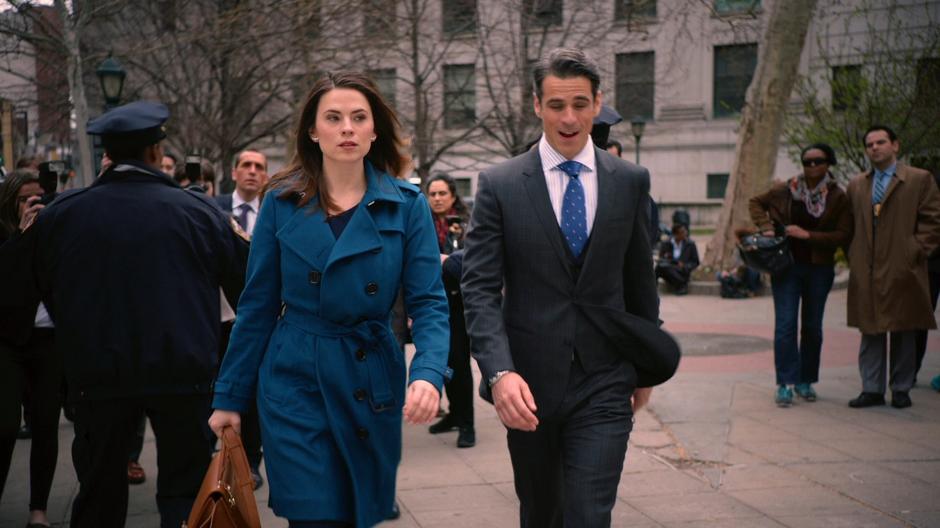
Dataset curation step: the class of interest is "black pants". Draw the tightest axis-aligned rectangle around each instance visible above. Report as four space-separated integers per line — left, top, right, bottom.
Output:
507 357 634 528
0 328 61 510
442 283 474 428
655 263 690 289
914 269 940 379
219 320 263 469
69 394 213 528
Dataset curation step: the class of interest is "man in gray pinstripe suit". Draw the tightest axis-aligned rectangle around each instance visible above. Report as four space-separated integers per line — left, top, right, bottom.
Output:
462 48 675 527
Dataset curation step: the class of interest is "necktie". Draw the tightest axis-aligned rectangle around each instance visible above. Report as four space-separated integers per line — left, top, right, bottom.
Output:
235 202 252 232
558 160 587 258
872 171 890 204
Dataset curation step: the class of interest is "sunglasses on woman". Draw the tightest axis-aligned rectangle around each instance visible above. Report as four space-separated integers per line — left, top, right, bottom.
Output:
801 158 829 167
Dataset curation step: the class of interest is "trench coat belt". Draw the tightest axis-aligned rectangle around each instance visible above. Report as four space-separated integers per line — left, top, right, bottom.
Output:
279 305 398 412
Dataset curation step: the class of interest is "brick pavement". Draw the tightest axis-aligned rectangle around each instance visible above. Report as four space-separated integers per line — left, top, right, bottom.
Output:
2 289 939 527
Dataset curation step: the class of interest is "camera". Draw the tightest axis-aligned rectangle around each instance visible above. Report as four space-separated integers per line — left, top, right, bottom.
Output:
38 161 67 205
445 215 463 226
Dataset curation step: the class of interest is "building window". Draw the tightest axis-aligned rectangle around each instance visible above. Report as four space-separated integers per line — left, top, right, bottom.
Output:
615 52 655 121
831 65 862 112
614 0 656 21
443 0 477 35
524 0 563 27
363 0 397 37
455 178 472 199
707 173 729 199
444 64 476 128
713 43 757 118
369 69 397 110
714 0 761 14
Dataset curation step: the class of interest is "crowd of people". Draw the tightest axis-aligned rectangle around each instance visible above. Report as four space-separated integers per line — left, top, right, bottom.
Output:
0 45 937 528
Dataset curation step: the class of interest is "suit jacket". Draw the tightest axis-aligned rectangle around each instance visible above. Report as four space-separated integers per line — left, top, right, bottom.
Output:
461 147 678 418
215 193 234 212
658 239 700 275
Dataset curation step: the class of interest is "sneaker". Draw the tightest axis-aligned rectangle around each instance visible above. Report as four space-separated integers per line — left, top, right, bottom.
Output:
794 383 817 402
931 375 940 392
774 385 793 407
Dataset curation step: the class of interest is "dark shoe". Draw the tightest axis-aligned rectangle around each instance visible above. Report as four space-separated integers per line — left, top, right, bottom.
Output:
457 427 476 448
26 523 51 528
848 392 885 408
675 285 689 296
127 461 146 484
891 391 912 409
428 415 458 434
794 383 817 402
386 502 401 520
17 425 31 439
250 467 264 490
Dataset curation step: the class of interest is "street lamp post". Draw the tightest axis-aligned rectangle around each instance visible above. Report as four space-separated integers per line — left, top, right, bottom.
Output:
95 56 126 110
631 118 646 165
93 56 127 175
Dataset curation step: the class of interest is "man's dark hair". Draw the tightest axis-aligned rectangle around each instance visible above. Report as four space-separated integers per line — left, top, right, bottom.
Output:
862 124 898 147
605 140 622 156
163 151 178 164
532 48 600 101
800 142 838 166
105 143 148 162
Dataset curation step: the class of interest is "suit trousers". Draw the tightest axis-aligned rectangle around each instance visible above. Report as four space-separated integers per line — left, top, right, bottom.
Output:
507 356 634 528
859 331 917 393
69 394 213 528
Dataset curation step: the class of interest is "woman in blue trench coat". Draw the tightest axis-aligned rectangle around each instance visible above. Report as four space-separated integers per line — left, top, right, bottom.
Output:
209 71 451 528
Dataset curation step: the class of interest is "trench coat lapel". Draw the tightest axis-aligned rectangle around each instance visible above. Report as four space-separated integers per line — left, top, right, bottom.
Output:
325 162 405 271
880 165 907 208
522 149 574 281
278 206 334 271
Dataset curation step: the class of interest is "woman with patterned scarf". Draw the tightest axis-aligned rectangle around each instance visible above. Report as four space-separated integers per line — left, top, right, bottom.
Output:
748 143 852 407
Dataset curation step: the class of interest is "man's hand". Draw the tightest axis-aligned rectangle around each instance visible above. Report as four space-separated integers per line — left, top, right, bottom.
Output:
491 372 538 431
19 196 44 232
403 380 440 425
632 387 653 412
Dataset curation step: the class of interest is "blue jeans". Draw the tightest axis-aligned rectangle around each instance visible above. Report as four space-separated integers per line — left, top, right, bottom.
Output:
771 262 835 385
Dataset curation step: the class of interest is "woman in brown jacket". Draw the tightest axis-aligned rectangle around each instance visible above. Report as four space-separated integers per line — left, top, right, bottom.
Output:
749 143 851 407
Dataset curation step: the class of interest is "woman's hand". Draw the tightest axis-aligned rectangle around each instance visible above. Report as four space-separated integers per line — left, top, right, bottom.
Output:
19 196 44 232
208 409 241 437
784 225 810 240
403 380 440 425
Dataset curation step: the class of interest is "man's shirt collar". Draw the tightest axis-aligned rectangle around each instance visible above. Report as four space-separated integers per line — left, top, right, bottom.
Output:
538 134 596 175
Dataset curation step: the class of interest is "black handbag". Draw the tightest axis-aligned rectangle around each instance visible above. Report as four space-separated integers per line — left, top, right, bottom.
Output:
737 234 793 275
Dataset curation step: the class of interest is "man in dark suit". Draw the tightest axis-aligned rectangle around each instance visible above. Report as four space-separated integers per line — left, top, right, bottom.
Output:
214 150 268 235
655 223 700 295
461 48 663 527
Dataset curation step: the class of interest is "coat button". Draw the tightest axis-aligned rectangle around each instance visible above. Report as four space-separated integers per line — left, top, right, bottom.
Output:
354 389 367 401
356 427 369 439
355 348 366 361
365 282 379 295
309 270 321 285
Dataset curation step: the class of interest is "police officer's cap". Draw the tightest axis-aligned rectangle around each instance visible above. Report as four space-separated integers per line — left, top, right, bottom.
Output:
87 101 168 150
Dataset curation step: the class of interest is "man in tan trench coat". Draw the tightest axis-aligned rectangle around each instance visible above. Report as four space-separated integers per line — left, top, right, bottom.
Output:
846 125 940 409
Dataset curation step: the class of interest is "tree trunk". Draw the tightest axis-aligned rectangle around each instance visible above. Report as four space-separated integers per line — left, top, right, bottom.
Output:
703 0 819 271
55 0 94 188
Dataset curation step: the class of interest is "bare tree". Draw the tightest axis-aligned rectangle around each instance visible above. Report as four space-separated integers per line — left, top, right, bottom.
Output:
703 0 819 270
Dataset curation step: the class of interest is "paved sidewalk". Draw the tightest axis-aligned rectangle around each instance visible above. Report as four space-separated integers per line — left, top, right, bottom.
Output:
2 289 939 527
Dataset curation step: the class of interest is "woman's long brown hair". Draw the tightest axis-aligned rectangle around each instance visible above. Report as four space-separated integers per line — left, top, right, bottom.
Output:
0 170 40 238
268 71 407 211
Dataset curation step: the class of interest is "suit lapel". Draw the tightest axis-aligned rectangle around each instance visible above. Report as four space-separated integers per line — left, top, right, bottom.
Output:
522 149 574 281
577 148 616 284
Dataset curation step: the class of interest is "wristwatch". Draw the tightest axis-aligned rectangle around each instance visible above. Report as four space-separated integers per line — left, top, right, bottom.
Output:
488 370 512 387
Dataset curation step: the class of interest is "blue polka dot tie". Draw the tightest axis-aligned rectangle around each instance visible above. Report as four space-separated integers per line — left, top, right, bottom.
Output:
558 160 587 258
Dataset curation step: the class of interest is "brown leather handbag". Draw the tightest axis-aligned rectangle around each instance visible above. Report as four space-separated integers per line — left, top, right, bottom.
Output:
184 426 262 528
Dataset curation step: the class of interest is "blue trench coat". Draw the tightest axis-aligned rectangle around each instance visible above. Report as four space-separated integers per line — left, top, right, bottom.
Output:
212 163 450 527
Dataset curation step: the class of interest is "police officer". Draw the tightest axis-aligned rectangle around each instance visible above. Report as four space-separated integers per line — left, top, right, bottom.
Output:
14 101 248 528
